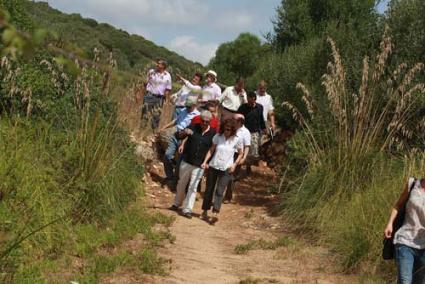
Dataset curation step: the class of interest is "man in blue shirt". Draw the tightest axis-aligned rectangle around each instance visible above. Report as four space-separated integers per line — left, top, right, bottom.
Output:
159 96 200 185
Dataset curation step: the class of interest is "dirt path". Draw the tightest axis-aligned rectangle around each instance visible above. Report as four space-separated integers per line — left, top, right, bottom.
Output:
141 161 357 284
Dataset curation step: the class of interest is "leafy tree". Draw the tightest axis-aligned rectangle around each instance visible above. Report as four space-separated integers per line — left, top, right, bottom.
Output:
386 0 425 65
208 33 265 85
271 0 381 50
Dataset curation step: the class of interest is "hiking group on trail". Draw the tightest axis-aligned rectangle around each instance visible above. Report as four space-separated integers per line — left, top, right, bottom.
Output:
140 58 425 282
141 59 275 223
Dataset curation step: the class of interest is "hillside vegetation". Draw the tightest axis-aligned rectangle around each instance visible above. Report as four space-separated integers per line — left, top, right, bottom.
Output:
25 1 202 74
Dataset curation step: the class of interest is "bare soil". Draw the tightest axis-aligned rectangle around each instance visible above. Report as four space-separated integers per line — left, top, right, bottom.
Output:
116 97 356 283
140 162 356 284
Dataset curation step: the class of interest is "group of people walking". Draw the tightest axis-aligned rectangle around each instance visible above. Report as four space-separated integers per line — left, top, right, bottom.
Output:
141 59 275 222
141 59 425 282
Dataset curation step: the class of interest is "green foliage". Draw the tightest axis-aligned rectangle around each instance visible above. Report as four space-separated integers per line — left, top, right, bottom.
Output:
24 1 202 74
271 0 380 50
279 30 425 278
208 33 266 85
386 0 425 67
0 0 34 31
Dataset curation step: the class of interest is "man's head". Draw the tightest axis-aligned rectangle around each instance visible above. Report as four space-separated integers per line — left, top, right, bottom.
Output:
192 72 202 86
156 59 167 72
200 110 212 129
233 113 245 128
247 91 257 106
185 96 198 110
205 70 217 84
257 80 267 96
234 77 245 94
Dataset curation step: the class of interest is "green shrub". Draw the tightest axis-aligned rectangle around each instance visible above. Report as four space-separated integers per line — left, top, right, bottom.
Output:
280 30 425 278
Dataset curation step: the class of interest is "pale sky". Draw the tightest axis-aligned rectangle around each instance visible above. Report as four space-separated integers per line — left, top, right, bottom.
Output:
40 0 390 65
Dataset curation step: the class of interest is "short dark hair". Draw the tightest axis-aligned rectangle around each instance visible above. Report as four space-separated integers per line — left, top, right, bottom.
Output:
235 77 245 85
194 72 203 81
247 91 257 98
220 119 237 137
156 58 167 67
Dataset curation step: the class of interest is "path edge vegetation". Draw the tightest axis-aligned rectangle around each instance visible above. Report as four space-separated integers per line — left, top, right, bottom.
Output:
0 2 174 282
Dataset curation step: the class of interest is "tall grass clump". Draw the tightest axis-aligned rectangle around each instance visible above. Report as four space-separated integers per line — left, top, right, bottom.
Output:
281 27 425 277
0 49 151 282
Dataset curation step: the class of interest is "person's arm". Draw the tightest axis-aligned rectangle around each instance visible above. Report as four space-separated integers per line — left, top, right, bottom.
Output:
268 96 276 130
163 73 172 103
159 119 176 132
241 91 247 104
239 146 250 165
201 144 216 169
269 111 276 131
384 182 409 238
178 112 198 130
230 148 243 173
178 137 188 154
164 89 171 103
218 87 228 104
171 88 183 103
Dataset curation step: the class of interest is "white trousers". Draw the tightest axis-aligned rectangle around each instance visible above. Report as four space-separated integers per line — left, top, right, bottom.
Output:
173 160 204 213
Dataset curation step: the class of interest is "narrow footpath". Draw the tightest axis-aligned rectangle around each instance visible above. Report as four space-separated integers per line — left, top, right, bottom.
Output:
140 158 356 284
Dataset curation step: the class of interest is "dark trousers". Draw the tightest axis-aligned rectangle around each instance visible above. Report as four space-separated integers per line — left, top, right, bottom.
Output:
202 167 233 213
225 155 240 201
141 92 164 129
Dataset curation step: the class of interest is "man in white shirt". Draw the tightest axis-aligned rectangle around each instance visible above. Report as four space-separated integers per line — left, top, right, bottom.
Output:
171 73 202 119
142 59 172 130
255 80 276 132
219 77 247 121
200 70 221 109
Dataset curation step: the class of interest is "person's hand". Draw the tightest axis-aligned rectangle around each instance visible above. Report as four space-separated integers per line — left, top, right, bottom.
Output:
176 74 183 81
178 145 184 154
384 223 393 239
229 164 236 173
201 163 209 170
271 122 276 132
184 128 194 136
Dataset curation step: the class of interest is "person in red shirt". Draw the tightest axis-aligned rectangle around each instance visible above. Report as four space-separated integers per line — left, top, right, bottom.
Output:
191 102 220 132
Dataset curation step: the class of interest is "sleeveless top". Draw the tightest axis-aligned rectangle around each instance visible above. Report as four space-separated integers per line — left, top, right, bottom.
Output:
394 178 425 249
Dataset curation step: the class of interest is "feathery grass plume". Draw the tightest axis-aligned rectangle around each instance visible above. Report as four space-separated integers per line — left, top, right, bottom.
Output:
297 83 314 118
281 28 425 274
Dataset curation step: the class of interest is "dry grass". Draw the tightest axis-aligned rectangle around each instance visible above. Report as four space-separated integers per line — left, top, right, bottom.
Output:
284 27 425 161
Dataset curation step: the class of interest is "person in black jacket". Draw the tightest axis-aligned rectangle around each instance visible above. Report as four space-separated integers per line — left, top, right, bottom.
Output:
237 91 266 173
169 110 216 219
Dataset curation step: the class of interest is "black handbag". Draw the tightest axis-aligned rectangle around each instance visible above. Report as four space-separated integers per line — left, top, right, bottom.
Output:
382 178 416 260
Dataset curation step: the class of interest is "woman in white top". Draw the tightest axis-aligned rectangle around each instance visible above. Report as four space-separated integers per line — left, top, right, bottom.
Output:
201 119 243 223
384 178 425 284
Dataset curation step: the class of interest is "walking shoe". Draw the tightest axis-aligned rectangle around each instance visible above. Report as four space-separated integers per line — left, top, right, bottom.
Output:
210 212 219 224
168 205 179 212
201 210 208 220
182 212 192 219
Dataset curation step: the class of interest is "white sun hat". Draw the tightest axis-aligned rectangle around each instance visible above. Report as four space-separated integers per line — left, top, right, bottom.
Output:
205 70 218 82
